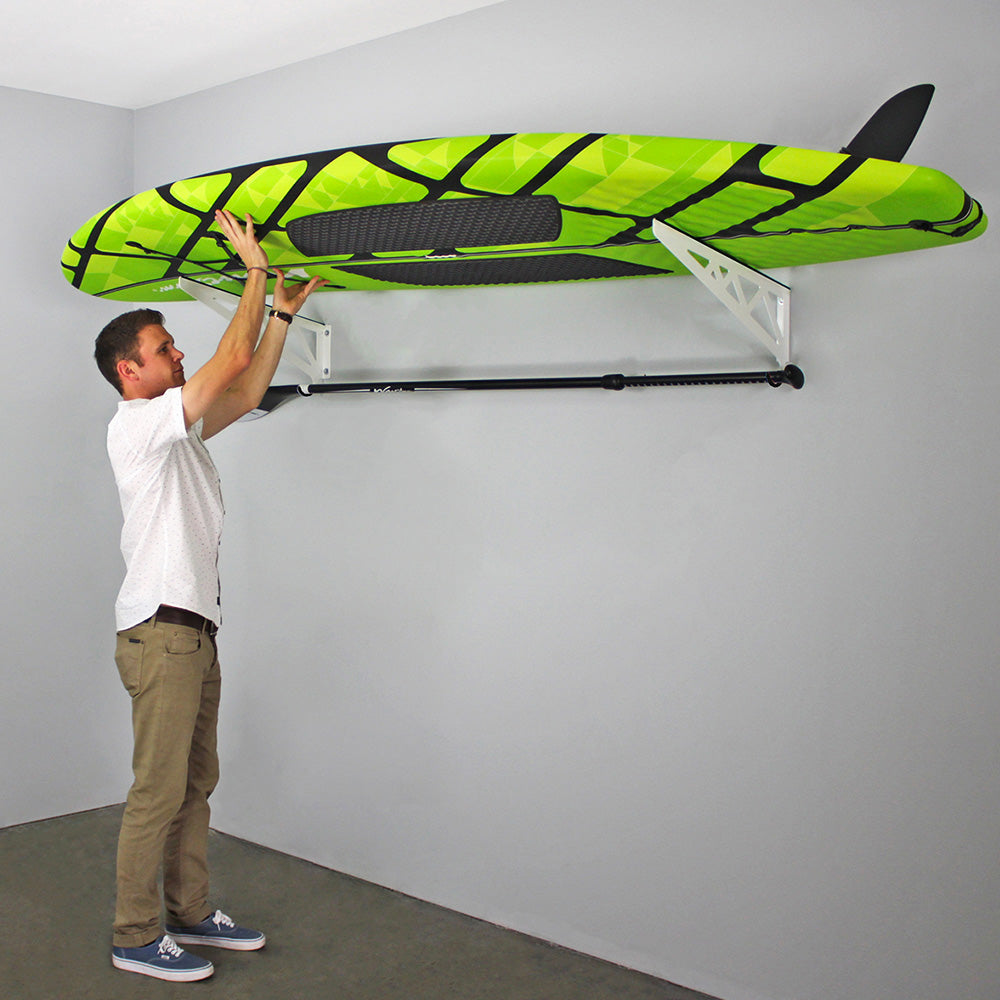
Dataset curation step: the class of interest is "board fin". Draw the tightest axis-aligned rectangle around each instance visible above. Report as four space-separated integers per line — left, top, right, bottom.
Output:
840 84 935 161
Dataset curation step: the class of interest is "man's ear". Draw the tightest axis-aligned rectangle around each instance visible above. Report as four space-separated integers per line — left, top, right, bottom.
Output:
117 358 140 384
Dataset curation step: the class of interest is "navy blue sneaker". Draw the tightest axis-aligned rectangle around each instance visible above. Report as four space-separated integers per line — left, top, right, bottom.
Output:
166 909 266 951
112 934 214 981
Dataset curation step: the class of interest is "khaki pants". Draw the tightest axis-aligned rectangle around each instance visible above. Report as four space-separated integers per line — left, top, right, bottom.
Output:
112 618 221 948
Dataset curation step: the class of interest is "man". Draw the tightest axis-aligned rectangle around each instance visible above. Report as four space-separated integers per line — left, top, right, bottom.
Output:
94 209 325 982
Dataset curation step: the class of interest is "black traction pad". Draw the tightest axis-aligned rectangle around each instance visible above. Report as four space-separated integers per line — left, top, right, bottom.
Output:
336 254 671 286
286 195 563 255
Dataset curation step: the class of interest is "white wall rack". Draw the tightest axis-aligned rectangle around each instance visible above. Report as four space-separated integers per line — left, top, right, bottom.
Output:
177 241 803 415
651 219 791 368
178 276 332 384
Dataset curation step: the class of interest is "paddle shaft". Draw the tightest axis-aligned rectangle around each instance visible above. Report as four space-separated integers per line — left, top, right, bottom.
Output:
266 365 804 398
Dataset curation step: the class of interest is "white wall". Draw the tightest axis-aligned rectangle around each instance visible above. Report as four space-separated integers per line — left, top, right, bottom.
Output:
133 3 1000 1000
0 87 136 825
6 1 996 999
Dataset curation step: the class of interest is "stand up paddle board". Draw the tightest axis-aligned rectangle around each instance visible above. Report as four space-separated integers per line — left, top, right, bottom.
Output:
62 86 985 302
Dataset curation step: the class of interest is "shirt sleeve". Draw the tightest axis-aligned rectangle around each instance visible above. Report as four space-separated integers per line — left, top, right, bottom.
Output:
117 386 188 457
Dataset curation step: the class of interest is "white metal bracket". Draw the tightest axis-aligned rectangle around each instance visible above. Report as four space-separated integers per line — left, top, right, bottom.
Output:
178 276 332 383
652 219 790 368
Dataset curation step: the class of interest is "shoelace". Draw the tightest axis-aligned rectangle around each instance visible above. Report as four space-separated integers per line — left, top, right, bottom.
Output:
212 910 236 930
158 935 185 958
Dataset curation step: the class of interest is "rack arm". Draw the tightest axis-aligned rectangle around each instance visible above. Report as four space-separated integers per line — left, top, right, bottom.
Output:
651 219 791 367
177 276 332 382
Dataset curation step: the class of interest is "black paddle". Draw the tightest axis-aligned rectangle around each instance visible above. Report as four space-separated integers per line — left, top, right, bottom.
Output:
250 365 805 413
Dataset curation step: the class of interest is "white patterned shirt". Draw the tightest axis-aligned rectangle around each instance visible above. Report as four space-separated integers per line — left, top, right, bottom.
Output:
108 386 224 631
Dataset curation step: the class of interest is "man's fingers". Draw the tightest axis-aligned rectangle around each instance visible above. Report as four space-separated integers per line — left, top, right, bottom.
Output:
294 276 327 295
289 276 328 304
214 208 245 246
212 209 268 270
214 208 256 245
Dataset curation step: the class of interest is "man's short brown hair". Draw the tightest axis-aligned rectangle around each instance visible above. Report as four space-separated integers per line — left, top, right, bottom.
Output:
94 309 164 394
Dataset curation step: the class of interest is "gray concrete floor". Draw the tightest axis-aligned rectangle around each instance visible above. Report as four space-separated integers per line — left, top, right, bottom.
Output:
1 805 718 1000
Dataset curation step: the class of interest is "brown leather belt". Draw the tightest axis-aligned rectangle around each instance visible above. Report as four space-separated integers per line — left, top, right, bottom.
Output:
149 604 218 636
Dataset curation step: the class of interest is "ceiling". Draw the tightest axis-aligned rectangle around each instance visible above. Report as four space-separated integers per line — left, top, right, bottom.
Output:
1 0 507 109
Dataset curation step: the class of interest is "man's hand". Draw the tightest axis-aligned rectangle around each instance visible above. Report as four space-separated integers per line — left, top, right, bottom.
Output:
271 269 329 318
181 210 268 432
214 209 269 272
198 265 327 439
214 209 327 311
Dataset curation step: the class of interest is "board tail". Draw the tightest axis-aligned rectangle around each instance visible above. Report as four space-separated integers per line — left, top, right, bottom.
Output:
841 84 935 161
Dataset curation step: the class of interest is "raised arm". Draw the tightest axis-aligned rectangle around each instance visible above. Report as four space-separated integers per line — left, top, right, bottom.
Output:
201 263 327 439
181 209 270 430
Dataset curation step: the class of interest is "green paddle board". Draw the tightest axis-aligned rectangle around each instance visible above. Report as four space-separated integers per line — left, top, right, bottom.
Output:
62 89 986 303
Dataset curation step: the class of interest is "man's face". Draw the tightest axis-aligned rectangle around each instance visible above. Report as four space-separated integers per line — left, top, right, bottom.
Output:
124 324 185 398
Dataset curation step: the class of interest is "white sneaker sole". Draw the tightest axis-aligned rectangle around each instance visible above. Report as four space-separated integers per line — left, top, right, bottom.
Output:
112 953 215 981
168 931 266 951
